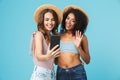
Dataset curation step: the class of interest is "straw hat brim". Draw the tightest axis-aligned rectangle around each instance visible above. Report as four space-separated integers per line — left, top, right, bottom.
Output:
63 5 88 24
34 4 62 24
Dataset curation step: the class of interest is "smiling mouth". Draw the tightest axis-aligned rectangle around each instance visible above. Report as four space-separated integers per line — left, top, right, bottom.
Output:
48 25 53 28
66 24 71 27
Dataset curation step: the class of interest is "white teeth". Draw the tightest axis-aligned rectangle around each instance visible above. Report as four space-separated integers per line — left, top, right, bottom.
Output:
48 26 52 27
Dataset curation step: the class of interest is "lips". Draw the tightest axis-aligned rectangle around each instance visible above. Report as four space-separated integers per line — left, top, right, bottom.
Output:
46 24 53 28
47 25 54 30
66 23 71 28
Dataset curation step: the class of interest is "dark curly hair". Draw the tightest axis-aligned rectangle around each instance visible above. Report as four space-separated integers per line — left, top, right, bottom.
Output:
60 8 88 35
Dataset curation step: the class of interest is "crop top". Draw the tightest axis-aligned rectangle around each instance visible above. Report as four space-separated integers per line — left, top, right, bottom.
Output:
60 40 79 54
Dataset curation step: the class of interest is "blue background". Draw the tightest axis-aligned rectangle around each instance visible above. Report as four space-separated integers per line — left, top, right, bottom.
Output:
0 0 120 80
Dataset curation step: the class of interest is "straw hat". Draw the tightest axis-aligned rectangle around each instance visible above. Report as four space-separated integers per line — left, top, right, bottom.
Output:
34 4 62 24
63 5 88 25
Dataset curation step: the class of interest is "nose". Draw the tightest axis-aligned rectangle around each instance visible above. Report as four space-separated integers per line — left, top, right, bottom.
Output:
48 20 52 23
67 19 71 24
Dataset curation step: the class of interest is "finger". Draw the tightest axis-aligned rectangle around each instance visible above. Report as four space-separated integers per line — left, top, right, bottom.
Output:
77 30 79 37
51 47 60 55
51 45 59 52
78 31 82 38
75 31 77 38
53 48 60 54
79 31 81 37
77 30 80 37
75 30 79 37
51 51 60 58
54 54 60 58
81 35 83 40
53 52 60 58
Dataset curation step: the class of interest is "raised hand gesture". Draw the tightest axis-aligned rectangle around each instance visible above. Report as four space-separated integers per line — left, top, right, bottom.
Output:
46 44 60 60
73 30 83 48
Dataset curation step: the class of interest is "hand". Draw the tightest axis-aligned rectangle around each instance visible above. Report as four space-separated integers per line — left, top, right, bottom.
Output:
46 44 60 60
73 31 83 48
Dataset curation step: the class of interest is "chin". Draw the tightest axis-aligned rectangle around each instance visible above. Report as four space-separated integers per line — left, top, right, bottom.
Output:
48 28 53 31
66 28 71 30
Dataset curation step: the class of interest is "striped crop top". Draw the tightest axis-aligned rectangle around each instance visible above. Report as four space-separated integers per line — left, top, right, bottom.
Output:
60 40 79 54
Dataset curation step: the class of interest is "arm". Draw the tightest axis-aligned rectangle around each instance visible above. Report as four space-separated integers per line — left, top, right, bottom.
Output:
74 31 90 64
77 35 90 64
34 31 60 61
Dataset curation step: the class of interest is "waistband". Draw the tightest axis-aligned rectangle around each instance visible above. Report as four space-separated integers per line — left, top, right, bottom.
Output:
34 65 54 73
58 64 83 70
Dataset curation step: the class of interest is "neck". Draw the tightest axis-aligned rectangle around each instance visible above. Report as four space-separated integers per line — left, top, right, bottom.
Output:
45 31 50 45
46 31 50 36
66 30 73 36
44 29 50 36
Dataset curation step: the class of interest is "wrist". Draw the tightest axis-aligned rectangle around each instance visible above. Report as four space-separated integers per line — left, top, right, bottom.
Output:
45 55 50 60
77 46 82 50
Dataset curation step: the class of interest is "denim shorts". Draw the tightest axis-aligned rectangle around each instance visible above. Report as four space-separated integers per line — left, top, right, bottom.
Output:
30 65 55 80
56 64 87 80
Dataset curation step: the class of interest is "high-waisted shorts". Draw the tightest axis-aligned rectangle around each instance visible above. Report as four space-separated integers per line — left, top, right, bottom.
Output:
30 65 55 80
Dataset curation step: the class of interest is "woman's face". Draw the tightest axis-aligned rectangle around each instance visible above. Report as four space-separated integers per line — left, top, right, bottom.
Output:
44 12 55 31
65 13 76 31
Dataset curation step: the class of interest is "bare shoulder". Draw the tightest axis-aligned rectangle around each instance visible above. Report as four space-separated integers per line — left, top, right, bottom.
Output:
33 31 43 36
35 31 43 35
81 34 89 50
82 34 88 42
33 31 43 40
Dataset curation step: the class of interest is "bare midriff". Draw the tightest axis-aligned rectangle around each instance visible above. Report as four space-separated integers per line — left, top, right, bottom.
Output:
58 52 82 68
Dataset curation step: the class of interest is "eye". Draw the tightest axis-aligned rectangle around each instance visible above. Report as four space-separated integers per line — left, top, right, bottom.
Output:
51 18 55 21
45 18 49 21
66 17 69 20
72 20 76 23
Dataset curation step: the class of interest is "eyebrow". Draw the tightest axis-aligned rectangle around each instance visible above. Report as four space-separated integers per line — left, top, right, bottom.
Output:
44 17 55 21
67 16 75 21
